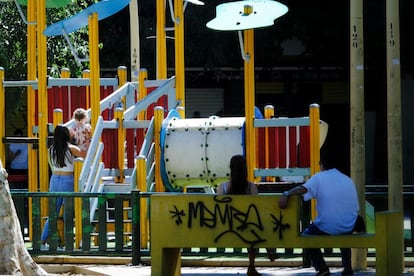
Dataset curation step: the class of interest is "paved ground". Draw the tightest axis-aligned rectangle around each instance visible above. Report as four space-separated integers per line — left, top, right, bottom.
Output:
38 255 414 275
42 264 414 275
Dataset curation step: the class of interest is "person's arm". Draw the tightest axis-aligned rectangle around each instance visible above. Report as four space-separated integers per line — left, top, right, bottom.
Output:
278 185 308 209
216 183 224 195
68 144 86 158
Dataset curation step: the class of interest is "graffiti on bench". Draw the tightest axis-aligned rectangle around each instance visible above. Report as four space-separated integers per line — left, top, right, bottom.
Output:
168 195 290 247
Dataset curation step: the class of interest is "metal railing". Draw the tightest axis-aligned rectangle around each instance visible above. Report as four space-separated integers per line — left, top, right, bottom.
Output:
11 190 142 264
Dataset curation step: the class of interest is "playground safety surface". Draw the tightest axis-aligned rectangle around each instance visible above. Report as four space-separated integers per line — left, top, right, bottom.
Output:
37 256 414 275
41 264 414 275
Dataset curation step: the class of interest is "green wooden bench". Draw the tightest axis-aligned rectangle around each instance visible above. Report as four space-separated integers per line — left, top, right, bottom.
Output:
150 194 402 276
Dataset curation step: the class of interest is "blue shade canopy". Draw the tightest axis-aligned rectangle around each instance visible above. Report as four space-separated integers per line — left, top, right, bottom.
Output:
43 0 131 36
1 0 72 8
206 0 288 31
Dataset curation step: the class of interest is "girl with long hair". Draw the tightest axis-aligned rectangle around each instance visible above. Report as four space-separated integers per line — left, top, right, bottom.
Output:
217 155 276 276
40 125 86 249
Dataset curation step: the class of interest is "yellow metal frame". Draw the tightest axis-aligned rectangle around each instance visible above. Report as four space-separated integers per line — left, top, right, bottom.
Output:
243 29 256 182
154 107 165 192
174 0 185 112
89 12 100 129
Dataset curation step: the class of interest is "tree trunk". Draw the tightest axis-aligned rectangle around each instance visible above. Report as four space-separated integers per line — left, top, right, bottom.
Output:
0 163 48 275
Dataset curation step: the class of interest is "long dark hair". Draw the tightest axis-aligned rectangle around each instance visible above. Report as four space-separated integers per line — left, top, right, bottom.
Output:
228 155 249 195
49 125 71 168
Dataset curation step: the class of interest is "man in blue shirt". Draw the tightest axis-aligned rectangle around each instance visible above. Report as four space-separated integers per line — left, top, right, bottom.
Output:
8 128 28 188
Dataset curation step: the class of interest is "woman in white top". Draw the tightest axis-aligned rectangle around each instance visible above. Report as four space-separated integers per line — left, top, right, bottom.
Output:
41 125 86 247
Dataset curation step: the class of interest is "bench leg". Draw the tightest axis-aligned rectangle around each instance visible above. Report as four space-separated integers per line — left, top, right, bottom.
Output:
151 247 181 276
376 211 403 276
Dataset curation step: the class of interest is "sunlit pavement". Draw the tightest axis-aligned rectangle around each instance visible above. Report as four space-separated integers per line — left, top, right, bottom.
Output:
65 264 414 275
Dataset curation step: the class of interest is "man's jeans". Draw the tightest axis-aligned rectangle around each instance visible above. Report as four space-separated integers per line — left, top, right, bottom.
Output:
302 223 352 271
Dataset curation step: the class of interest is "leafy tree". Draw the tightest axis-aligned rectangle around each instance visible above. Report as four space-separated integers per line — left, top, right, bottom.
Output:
0 1 91 132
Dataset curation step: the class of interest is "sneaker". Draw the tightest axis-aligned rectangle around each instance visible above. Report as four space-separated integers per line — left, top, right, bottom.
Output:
40 244 49 251
342 268 354 275
316 267 331 276
57 246 66 251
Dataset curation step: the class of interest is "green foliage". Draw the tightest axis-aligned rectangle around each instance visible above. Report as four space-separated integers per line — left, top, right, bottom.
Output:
0 0 91 132
46 0 91 77
0 1 91 79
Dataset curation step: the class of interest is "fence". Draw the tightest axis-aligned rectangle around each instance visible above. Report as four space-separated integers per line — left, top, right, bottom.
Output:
11 190 142 264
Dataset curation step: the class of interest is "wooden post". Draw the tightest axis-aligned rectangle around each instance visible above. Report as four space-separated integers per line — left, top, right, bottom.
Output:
386 0 404 272
129 0 140 82
350 0 367 270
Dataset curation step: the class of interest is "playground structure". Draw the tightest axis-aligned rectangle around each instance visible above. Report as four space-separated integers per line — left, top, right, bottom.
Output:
0 0 405 274
0 0 328 255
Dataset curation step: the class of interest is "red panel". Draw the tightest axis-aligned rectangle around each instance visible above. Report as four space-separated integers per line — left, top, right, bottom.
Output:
256 128 266 168
277 127 286 168
299 126 310 167
101 129 118 168
268 127 277 168
145 87 157 118
126 129 135 169
288 126 297 168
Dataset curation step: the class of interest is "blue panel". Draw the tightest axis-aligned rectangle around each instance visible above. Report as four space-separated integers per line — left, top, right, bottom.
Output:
44 0 131 36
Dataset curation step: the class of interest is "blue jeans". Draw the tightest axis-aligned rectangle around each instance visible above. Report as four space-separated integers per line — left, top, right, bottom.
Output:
302 223 352 272
41 174 74 242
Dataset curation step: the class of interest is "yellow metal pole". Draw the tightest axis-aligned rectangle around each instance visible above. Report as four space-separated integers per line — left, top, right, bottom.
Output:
138 69 148 121
156 0 167 79
350 0 367 270
0 68 5 163
264 105 274 182
27 0 38 240
74 158 83 249
118 66 127 108
37 0 49 227
243 29 256 182
176 106 185 118
386 0 403 271
115 106 128 243
138 69 148 99
309 103 320 219
88 13 100 129
60 68 70 78
174 0 185 113
53 109 63 126
154 106 165 192
136 155 149 248
115 108 125 183
82 69 91 109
